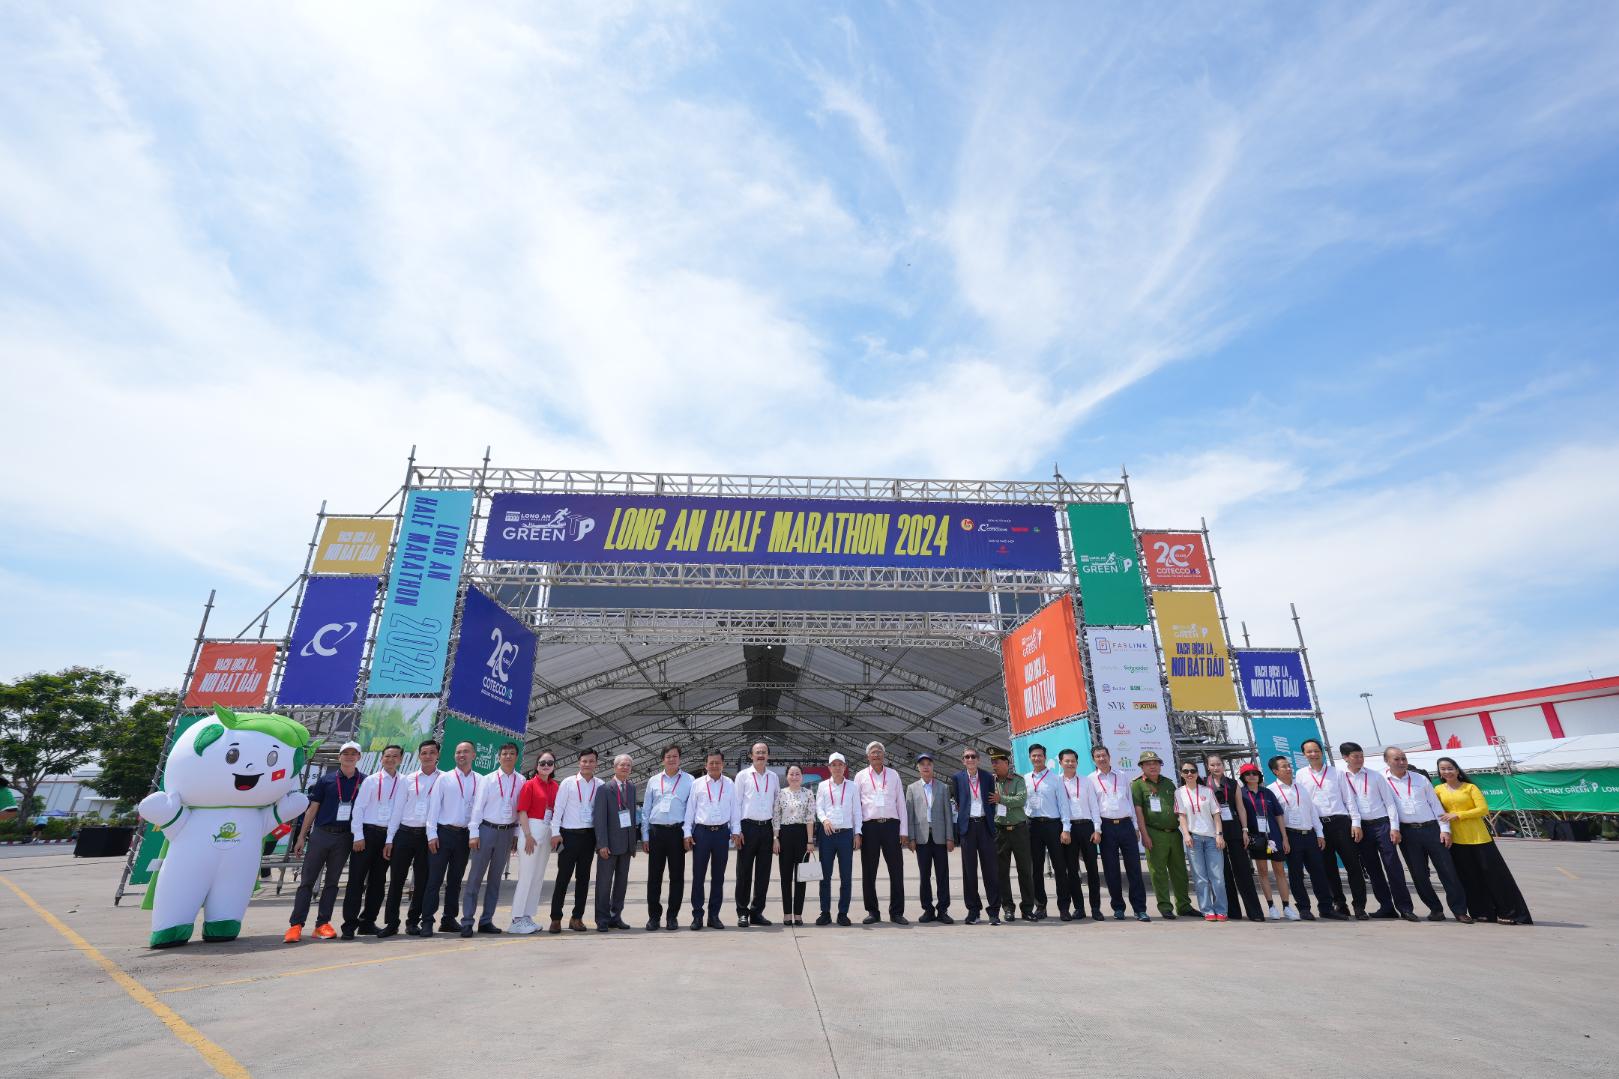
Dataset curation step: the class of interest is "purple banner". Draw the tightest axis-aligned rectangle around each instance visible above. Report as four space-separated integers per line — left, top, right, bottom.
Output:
277 575 378 706
445 588 536 735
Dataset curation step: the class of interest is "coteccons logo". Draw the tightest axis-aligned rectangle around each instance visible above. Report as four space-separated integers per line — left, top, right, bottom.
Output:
300 621 359 658
1150 539 1195 571
482 627 519 705
501 507 596 543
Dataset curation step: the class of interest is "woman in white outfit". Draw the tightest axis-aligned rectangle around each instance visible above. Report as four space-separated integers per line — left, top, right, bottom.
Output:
508 753 559 934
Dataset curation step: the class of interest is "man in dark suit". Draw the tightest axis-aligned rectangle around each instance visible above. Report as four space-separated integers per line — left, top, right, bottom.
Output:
593 753 639 931
950 747 1002 925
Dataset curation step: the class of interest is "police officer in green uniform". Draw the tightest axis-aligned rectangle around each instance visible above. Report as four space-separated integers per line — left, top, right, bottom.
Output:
1132 750 1195 919
990 751 1035 922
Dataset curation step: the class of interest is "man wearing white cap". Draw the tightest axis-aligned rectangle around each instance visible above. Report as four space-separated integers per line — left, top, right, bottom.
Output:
815 752 863 926
285 740 366 943
855 741 909 925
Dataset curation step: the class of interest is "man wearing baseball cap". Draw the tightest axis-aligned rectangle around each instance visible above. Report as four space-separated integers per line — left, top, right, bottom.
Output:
286 741 367 943
815 752 862 926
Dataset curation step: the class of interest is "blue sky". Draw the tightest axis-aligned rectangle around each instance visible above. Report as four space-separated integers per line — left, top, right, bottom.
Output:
2 2 1617 747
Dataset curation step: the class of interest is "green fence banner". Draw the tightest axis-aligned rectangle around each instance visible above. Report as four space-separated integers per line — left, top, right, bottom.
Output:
1462 769 1619 814
441 715 525 772
1066 503 1149 625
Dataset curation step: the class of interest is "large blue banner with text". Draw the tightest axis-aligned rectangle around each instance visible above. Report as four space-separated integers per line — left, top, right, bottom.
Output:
483 492 1061 570
367 489 474 696
1235 649 1313 712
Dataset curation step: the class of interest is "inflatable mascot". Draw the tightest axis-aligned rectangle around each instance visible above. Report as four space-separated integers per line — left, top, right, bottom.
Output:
138 705 313 948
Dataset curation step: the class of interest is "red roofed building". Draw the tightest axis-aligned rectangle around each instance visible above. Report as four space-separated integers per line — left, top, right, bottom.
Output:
1394 676 1619 751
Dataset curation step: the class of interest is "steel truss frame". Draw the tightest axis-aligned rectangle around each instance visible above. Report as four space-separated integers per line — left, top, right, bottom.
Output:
515 607 1012 649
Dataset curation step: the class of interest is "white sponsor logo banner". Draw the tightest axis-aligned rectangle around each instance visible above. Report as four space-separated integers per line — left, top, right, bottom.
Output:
1086 627 1172 770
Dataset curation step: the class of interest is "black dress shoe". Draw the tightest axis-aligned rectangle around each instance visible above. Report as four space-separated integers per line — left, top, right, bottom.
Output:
459 925 474 938
737 913 750 928
666 915 680 930
919 911 937 923
1161 911 1177 920
1457 914 1474 924
340 929 356 941
415 926 434 937
690 919 703 931
1426 911 1446 922
1400 911 1422 923
816 912 832 926
1354 911 1371 921
376 925 399 939
1092 910 1105 922
1320 910 1348 921
707 916 725 930
890 914 909 926
964 913 981 925
936 913 954 925
477 922 502 934
356 922 380 936
751 914 773 927
611 918 632 930
646 918 661 931
1300 910 1318 921
1004 909 1016 922
597 924 610 932
439 920 461 933
1371 908 1397 920
1060 911 1074 922
836 913 851 927
862 913 881 925
989 913 1001 925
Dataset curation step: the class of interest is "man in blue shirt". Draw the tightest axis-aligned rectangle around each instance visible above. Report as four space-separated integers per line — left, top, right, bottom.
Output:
640 744 690 930
285 741 366 943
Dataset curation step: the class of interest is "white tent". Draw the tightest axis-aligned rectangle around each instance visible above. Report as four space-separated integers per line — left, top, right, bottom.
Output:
1375 733 1619 776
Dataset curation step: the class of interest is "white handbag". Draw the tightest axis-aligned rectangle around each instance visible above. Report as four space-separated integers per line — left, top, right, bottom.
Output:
796 853 824 882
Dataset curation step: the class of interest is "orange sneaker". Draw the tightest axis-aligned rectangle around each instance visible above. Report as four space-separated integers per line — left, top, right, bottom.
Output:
313 923 337 939
283 925 303 943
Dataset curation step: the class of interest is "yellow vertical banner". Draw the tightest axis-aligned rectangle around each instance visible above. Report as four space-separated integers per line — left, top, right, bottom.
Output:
1152 590 1240 711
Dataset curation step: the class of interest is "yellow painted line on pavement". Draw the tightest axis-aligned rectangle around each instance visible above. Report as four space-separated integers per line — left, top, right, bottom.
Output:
1 875 251 1079
162 937 525 994
1556 866 1579 880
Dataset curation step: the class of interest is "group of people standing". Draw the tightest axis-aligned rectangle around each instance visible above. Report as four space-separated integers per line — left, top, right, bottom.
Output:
279 733 1531 942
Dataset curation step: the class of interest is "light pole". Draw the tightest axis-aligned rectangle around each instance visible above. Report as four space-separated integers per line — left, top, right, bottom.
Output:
1359 692 1383 747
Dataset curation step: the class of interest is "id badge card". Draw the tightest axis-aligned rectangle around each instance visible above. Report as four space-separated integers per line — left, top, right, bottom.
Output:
656 796 674 815
1400 798 1418 816
970 797 983 817
1148 796 1162 813
618 810 633 829
1256 818 1269 834
376 804 391 821
336 803 352 822
995 804 1007 819
1219 804 1233 821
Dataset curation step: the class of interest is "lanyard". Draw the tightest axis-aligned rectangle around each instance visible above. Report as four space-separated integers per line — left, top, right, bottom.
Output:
750 769 769 795
660 772 681 796
868 768 886 793
1244 789 1263 821
377 773 398 801
1096 772 1118 798
496 770 514 800
1030 770 1048 799
706 778 723 804
1307 767 1329 791
1350 771 1369 799
576 777 596 804
1182 785 1204 814
967 773 981 799
415 772 437 798
614 780 626 810
334 772 355 803
455 770 474 804
829 781 846 808
1387 774 1411 799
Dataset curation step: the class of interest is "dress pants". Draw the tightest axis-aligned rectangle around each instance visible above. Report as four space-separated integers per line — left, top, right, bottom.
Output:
1145 826 1194 915
384 824 430 930
509 819 553 923
290 825 350 927
777 825 811 917
1355 817 1413 914
914 838 951 916
421 825 469 927
736 818 773 917
690 825 731 919
595 849 632 927
1099 819 1147 914
341 823 389 932
1319 815 1365 913
1284 829 1337 915
1220 819 1264 919
645 824 686 922
549 827 595 921
958 817 1000 916
1027 817 1070 915
462 821 515 926
1059 827 1103 916
860 819 905 917
1398 820 1467 917
995 822 1034 917
818 828 854 915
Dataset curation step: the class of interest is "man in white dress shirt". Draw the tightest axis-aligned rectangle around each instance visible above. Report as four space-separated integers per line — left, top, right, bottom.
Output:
640 744 691 931
381 739 440 938
855 741 910 926
548 748 601 934
1090 744 1149 921
459 742 522 937
1340 741 1418 922
734 742 779 928
1057 747 1103 922
1268 755 1345 920
341 743 403 939
683 749 742 930
420 741 478 936
1383 747 1470 922
1023 743 1072 921
1299 737 1364 918
815 752 863 926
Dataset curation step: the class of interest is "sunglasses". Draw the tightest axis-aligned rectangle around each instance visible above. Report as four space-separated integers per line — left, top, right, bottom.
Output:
1180 768 1197 775
963 754 978 759
537 761 556 768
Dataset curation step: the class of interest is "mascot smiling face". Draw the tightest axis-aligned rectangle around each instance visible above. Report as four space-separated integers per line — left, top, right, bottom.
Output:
165 709 308 808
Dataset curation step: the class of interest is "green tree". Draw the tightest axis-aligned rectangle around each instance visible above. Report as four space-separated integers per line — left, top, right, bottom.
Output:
0 667 129 823
90 689 180 811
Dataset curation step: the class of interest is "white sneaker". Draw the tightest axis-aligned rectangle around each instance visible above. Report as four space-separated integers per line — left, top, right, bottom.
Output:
1284 905 1301 921
1267 904 1282 920
509 917 537 935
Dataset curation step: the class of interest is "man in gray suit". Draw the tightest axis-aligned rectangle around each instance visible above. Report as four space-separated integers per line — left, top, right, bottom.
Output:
906 752 956 924
593 753 639 931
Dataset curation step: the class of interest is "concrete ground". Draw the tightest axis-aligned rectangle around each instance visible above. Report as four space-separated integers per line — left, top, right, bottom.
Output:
1 839 1614 1079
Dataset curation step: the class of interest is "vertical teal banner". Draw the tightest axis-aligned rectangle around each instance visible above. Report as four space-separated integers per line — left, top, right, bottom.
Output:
1066 503 1149 625
368 489 474 696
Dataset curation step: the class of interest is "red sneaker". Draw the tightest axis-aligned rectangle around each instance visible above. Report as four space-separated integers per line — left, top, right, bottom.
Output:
283 925 303 943
313 923 337 939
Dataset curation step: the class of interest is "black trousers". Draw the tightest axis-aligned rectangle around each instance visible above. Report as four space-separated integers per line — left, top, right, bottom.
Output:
645 824 686 921
384 824 430 930
914 839 951 915
1285 828 1337 915
1397 820 1466 916
1355 817 1412 914
860 819 905 916
1100 818 1147 914
1220 819 1265 919
342 823 389 931
958 818 1000 915
1320 815 1365 912
1027 817 1070 914
549 827 595 920
1059 827 1102 915
421 825 469 927
290 825 349 927
995 822 1035 916
777 824 811 917
736 818 773 917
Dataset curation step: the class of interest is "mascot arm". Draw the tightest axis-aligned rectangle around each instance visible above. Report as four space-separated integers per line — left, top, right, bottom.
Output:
271 791 311 835
138 791 188 836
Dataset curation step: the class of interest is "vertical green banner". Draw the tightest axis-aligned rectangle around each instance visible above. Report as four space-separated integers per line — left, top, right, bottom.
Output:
441 716 524 772
1066 503 1149 625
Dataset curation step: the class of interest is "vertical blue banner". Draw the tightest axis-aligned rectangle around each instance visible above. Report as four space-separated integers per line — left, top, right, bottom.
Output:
277 575 379 705
1251 715 1324 782
1235 649 1313 711
445 588 537 735
367 489 474 696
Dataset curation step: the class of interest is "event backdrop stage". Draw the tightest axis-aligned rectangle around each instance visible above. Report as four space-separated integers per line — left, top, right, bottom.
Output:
115 454 1330 901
